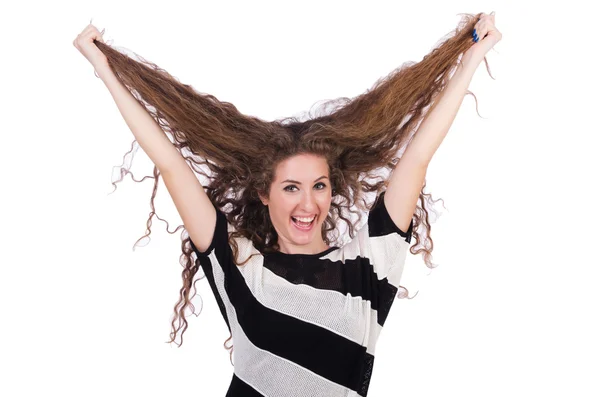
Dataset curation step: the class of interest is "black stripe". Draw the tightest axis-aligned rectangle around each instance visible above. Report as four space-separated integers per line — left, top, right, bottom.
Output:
192 239 378 392
189 194 411 394
190 208 234 331
224 254 370 392
263 255 398 327
368 191 414 242
196 255 231 332
225 373 265 397
358 353 375 397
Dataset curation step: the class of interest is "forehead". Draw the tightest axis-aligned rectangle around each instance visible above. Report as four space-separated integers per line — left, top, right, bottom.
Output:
274 153 328 180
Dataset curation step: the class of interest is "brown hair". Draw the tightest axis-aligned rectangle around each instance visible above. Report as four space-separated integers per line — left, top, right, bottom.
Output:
95 12 492 362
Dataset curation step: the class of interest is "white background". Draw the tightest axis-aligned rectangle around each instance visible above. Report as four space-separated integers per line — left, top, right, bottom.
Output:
1 0 598 396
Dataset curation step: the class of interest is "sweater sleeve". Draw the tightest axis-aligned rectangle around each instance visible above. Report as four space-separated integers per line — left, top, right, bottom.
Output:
340 191 414 288
188 204 234 329
189 204 230 259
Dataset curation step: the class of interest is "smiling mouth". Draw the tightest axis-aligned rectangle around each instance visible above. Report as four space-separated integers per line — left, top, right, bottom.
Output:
291 215 316 229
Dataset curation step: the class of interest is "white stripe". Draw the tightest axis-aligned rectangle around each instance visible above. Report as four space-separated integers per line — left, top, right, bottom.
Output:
325 224 410 286
210 252 362 397
228 231 409 356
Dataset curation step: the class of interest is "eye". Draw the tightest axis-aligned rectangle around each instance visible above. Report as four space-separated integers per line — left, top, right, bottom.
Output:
315 182 327 189
284 185 298 192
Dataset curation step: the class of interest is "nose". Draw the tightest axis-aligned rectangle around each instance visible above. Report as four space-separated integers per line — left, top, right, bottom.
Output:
299 190 317 213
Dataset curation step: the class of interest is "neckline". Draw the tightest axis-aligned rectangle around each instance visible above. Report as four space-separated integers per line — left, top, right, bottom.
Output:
265 246 339 258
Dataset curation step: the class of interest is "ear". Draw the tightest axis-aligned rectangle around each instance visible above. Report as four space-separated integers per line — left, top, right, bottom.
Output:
258 192 269 206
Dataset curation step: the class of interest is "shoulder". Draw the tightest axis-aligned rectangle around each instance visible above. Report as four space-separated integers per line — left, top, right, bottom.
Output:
368 192 413 242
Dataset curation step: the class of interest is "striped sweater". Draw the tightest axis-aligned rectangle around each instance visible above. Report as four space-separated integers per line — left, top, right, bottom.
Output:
190 191 414 397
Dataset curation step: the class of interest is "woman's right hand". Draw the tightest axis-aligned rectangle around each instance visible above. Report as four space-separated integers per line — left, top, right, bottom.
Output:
73 22 108 72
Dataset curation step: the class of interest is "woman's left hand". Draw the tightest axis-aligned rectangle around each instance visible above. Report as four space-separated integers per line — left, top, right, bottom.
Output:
464 12 502 63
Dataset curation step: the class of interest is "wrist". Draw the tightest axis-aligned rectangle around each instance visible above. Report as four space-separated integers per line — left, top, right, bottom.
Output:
94 63 113 80
458 54 482 75
462 49 485 67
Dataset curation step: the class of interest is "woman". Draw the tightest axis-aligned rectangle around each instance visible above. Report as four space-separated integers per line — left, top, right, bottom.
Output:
74 12 501 396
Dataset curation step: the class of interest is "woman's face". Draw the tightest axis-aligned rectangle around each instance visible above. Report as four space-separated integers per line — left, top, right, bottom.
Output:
260 153 332 253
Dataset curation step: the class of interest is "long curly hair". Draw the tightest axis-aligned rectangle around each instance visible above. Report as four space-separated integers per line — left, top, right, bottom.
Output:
94 12 492 361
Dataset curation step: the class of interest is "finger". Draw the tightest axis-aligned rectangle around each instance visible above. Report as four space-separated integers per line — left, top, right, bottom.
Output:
480 23 490 40
86 29 104 44
473 13 494 42
476 14 490 27
473 21 483 42
476 21 492 42
91 26 105 43
79 28 97 45
85 24 103 38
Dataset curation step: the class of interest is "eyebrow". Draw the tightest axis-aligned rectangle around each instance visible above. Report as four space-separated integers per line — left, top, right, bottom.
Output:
281 175 328 184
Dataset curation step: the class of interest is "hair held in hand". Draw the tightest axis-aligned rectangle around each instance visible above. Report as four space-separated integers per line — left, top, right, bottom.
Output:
93 12 493 360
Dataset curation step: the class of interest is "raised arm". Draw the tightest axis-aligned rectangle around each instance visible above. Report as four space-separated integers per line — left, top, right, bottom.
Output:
385 12 500 231
98 63 218 251
96 64 217 252
73 21 217 252
384 58 478 233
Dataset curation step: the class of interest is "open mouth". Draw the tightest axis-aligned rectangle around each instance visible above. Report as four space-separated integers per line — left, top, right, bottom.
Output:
291 215 316 230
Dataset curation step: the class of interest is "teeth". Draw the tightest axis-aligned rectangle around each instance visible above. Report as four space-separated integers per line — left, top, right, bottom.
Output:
294 215 316 222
